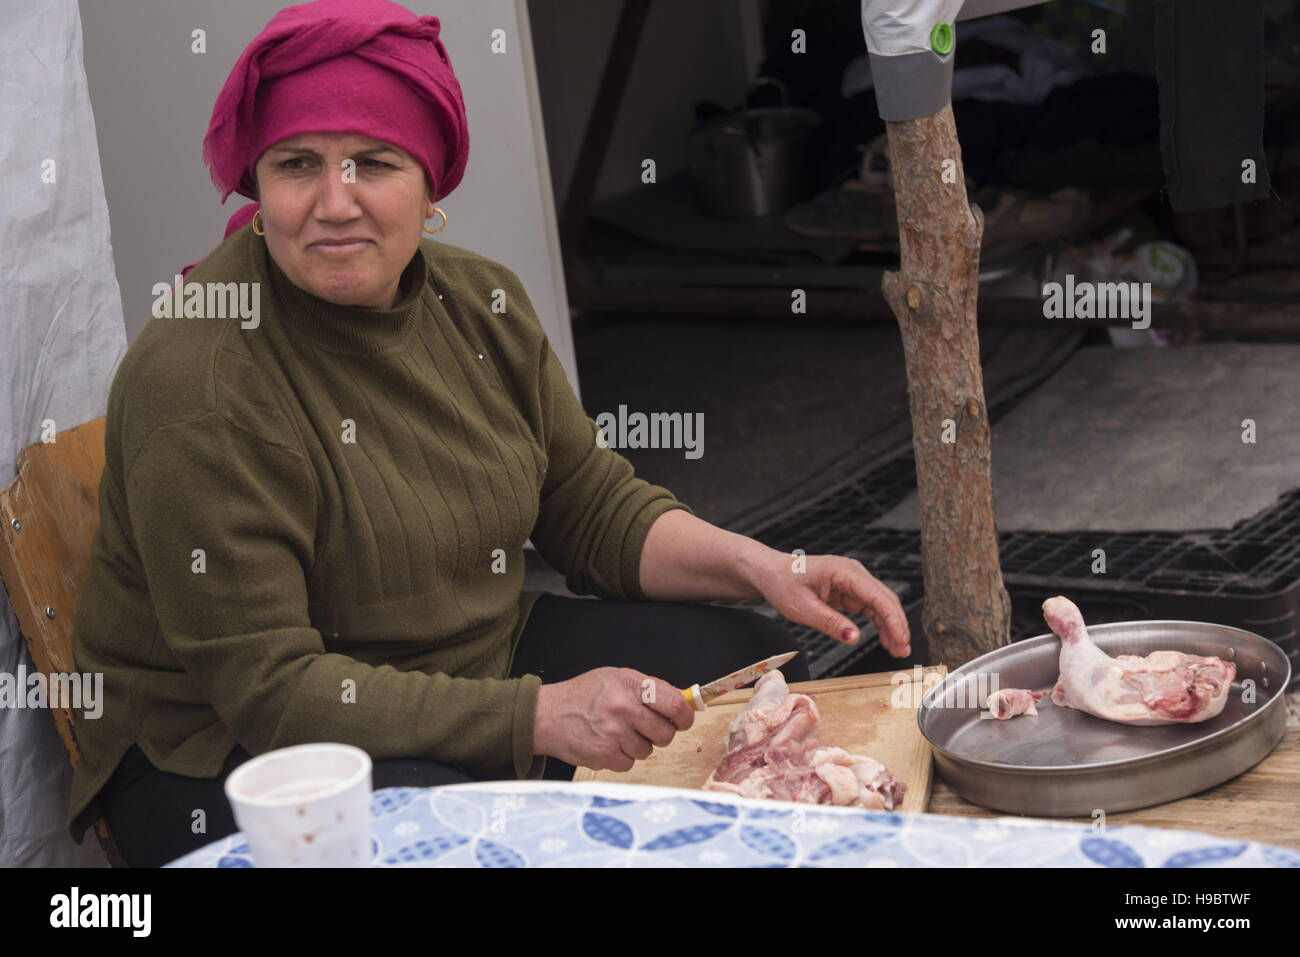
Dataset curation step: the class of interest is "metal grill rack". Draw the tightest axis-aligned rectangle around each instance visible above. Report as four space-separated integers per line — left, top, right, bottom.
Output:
715 444 1300 685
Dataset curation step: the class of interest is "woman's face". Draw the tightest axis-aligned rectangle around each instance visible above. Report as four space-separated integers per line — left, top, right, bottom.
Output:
253 132 432 309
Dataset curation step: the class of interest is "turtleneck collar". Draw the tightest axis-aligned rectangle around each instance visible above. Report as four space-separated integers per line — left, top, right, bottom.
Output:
261 240 427 356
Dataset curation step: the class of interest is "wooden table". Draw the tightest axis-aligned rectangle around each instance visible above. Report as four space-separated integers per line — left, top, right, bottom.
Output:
927 724 1300 849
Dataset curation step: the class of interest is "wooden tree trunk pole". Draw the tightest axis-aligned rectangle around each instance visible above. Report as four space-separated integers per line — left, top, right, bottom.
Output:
880 102 1012 668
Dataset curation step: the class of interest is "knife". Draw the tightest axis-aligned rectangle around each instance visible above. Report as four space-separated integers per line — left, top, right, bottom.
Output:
680 651 799 711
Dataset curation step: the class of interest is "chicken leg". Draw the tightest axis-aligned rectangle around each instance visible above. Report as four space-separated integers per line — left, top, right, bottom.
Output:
1042 596 1236 725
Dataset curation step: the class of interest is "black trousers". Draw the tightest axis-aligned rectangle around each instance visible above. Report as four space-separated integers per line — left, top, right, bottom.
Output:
99 594 804 867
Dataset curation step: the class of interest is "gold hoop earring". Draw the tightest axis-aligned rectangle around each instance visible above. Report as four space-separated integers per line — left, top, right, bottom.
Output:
423 207 447 234
251 210 265 236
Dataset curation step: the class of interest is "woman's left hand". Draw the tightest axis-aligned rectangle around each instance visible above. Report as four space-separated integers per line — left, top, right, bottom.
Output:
750 553 911 657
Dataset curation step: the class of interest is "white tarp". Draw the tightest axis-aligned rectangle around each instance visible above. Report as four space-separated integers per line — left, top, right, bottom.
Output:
0 0 127 867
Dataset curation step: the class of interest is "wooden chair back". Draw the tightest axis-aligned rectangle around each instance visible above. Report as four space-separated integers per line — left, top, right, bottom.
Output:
0 416 125 865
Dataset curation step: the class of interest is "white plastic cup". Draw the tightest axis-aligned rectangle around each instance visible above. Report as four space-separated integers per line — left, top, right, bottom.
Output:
223 743 373 867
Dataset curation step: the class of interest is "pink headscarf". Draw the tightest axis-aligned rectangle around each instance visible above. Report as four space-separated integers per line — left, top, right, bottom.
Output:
192 0 469 263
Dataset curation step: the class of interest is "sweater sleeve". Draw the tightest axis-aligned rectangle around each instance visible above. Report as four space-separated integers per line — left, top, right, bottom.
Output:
527 326 695 602
124 411 541 779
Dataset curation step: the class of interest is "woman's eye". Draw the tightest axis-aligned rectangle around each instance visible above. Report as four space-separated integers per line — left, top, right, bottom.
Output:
276 157 390 170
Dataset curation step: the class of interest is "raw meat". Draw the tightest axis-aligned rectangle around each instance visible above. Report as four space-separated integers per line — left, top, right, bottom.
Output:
987 688 1050 719
1043 596 1236 725
703 670 906 810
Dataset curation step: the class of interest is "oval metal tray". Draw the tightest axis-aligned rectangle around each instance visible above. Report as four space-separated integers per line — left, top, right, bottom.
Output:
918 619 1291 816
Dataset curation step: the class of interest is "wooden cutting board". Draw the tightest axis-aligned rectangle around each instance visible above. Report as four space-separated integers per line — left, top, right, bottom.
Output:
573 666 945 814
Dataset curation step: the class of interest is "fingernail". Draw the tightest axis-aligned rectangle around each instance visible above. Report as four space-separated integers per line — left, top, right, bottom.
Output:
843 627 858 642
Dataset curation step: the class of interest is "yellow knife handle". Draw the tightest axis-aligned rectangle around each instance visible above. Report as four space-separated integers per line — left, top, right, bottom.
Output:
682 684 706 711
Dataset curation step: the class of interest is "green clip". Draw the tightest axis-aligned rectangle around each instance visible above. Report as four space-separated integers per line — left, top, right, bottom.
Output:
930 22 954 56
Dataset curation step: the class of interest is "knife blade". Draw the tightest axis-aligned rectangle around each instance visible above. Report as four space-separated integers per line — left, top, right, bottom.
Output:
680 651 799 711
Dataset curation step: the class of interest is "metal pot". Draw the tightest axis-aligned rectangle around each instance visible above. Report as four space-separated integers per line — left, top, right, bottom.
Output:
686 78 822 220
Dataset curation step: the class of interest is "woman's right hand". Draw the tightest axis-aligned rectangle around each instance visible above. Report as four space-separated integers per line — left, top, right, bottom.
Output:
533 667 696 771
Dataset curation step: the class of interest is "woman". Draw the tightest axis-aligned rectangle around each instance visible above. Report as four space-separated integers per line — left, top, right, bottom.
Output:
69 0 910 867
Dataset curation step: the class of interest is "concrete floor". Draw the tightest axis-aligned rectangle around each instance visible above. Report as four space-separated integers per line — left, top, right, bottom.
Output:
523 315 1086 597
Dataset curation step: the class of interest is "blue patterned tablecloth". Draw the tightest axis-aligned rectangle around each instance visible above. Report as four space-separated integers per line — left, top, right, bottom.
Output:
167 780 1300 868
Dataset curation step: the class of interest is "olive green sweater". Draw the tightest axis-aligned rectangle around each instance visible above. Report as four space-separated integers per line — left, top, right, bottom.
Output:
68 224 693 843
